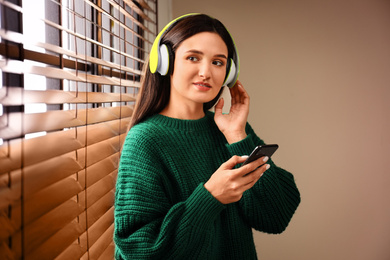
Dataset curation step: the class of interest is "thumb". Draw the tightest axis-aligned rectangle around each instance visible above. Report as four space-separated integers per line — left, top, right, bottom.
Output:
222 155 247 170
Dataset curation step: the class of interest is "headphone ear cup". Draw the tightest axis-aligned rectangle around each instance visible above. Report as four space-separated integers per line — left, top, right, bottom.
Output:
223 58 237 87
158 44 170 76
225 58 231 80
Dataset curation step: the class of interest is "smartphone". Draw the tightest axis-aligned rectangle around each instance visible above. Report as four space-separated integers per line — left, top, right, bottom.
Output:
242 144 279 166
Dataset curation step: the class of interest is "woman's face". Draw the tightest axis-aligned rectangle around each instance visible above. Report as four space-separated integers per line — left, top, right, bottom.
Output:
169 32 228 109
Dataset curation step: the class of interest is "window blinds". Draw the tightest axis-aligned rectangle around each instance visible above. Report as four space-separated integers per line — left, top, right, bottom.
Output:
0 0 157 259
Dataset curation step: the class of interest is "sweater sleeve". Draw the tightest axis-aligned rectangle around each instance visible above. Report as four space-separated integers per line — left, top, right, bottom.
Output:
226 123 301 234
114 129 225 260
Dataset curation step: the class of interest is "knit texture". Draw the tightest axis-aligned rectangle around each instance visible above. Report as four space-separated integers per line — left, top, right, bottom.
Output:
114 111 300 260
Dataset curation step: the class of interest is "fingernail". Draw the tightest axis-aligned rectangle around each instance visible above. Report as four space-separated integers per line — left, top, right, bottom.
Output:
266 164 270 170
241 155 249 159
263 156 269 162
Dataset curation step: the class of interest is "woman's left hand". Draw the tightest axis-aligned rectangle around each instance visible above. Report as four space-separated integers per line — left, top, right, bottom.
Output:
214 80 250 144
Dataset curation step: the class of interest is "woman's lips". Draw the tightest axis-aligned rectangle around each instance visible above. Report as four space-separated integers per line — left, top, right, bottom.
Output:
193 82 211 91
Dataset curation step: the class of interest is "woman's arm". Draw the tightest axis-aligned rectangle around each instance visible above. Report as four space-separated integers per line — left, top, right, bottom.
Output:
234 125 301 234
214 80 300 233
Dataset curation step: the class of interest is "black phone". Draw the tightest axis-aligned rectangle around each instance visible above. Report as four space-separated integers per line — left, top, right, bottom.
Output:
242 144 279 166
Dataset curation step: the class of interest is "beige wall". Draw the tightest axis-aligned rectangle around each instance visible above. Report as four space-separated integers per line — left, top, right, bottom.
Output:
167 0 390 259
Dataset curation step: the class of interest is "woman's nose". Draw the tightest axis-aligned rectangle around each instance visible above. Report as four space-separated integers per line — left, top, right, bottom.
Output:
198 62 211 79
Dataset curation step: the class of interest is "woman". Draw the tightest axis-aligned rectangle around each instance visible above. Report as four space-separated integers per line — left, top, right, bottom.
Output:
114 13 300 259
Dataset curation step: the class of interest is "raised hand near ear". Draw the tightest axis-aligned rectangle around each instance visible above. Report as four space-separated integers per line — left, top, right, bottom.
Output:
214 80 250 144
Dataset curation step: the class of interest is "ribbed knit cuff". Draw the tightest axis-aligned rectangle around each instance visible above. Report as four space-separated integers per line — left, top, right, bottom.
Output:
184 183 226 230
226 133 256 157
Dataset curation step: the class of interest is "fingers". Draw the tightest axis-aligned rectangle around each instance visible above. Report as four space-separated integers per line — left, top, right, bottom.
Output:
231 160 269 197
229 81 240 106
225 154 269 177
237 82 250 105
230 80 250 106
244 161 269 180
239 156 270 177
206 155 269 204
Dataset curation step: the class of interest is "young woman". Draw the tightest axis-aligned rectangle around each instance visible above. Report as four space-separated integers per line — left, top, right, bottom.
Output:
114 13 300 259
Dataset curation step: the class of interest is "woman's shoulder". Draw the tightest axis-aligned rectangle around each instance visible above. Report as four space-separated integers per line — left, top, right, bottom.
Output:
126 115 163 143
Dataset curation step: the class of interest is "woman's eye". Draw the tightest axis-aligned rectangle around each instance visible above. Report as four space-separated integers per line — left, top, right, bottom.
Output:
213 60 224 66
188 56 199 62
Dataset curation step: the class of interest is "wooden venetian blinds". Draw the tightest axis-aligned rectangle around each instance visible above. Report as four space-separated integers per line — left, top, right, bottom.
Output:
0 0 157 259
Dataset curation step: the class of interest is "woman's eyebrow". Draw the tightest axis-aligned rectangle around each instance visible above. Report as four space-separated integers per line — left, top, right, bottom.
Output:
215 54 228 59
186 49 227 59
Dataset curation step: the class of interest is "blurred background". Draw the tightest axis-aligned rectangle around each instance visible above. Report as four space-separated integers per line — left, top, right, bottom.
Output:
163 0 390 259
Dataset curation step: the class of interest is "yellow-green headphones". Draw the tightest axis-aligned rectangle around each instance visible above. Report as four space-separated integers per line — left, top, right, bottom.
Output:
149 13 240 88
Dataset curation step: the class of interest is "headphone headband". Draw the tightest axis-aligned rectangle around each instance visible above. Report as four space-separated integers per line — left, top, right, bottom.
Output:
149 13 240 88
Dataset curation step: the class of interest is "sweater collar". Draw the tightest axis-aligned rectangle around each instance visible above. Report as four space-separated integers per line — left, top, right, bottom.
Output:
150 111 215 132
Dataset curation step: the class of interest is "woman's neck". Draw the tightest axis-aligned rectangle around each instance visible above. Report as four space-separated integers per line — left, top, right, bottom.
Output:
160 102 205 120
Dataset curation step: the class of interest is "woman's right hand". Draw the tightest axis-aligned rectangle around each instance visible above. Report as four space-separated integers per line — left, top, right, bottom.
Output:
204 155 270 204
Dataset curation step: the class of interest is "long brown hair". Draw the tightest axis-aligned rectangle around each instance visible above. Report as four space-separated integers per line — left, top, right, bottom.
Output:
130 14 235 128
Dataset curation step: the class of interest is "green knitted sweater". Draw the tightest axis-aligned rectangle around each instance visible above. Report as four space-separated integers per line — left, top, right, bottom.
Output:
114 111 300 260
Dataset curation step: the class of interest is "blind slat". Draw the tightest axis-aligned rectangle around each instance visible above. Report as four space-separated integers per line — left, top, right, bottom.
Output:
43 18 148 63
87 171 117 208
0 153 119 213
0 242 16 260
0 59 141 87
98 242 116 260
0 112 23 142
0 41 143 75
26 212 87 260
24 148 118 201
86 190 115 229
0 0 21 11
0 130 85 173
0 170 21 210
25 191 116 259
24 155 84 197
24 153 118 199
56 235 89 260
0 118 129 173
117 0 153 23
134 0 154 11
85 0 153 42
0 210 19 240
1 88 137 106
86 154 119 187
24 190 115 258
24 177 84 225
88 207 114 248
85 136 124 167
125 0 153 22
89 223 115 260
55 241 87 260
0 107 132 139
23 144 119 211
24 107 132 133
24 201 86 255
